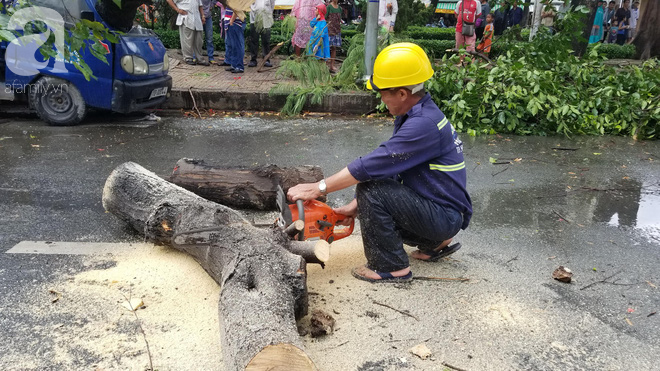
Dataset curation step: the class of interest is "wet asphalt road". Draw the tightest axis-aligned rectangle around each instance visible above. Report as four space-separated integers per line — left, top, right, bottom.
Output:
0 111 659 370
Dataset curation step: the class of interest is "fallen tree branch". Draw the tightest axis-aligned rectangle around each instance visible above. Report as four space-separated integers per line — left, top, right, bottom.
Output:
188 87 202 119
580 271 621 291
413 277 470 282
551 147 580 151
442 361 469 371
258 41 286 72
120 290 154 371
491 166 510 177
446 48 492 64
372 300 419 321
552 209 571 223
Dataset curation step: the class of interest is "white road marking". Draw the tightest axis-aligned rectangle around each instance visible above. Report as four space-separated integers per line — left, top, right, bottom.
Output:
6 241 154 255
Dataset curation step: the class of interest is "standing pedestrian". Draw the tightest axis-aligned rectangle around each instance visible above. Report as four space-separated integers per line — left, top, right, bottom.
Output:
628 0 639 43
541 5 555 34
454 0 482 62
226 6 246 73
603 1 616 43
292 0 323 57
475 0 490 40
307 3 330 60
248 0 275 68
379 1 398 32
615 14 628 45
477 13 493 55
326 0 342 73
493 1 507 36
167 0 209 66
506 1 522 28
589 1 605 44
201 0 216 65
615 0 630 41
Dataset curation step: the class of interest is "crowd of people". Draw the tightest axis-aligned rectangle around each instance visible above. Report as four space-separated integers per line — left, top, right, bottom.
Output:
590 0 640 45
166 0 360 73
164 0 639 73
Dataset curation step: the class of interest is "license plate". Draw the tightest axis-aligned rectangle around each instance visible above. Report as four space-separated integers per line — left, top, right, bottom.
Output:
149 87 167 99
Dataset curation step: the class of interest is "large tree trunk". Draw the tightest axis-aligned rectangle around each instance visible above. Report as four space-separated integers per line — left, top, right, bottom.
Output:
521 1 531 27
169 159 324 210
571 0 599 57
102 162 318 371
632 0 660 59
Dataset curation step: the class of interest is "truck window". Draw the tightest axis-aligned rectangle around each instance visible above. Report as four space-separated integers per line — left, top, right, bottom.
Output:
30 0 92 28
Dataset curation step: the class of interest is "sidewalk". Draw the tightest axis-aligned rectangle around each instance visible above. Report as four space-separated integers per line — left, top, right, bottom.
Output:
163 50 378 114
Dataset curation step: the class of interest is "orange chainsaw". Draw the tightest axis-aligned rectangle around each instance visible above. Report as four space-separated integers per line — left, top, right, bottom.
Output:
276 185 354 243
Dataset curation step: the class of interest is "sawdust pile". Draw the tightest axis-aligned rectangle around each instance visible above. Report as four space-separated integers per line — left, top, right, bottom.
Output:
4 244 222 370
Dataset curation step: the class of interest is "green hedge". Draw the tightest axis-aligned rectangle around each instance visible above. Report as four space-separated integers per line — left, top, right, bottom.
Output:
404 26 456 41
589 43 636 59
156 28 635 61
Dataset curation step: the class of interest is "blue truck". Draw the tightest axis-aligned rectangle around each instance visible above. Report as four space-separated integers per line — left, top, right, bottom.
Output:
0 0 172 125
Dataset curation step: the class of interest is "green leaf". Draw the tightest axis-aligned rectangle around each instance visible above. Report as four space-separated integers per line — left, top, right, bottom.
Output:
489 157 497 164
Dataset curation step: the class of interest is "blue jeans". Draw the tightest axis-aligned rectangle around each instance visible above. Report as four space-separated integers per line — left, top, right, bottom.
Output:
227 23 245 70
203 17 214 61
356 179 463 272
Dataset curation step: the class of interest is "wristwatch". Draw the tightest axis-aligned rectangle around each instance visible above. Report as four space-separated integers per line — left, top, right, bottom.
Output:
318 179 327 195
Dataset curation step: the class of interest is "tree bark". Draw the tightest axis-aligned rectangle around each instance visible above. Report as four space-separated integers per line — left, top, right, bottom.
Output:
521 1 531 27
632 0 660 59
102 162 317 371
169 158 325 210
571 0 599 57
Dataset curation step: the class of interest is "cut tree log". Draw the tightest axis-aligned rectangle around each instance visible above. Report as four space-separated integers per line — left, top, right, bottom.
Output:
169 158 325 210
103 162 317 371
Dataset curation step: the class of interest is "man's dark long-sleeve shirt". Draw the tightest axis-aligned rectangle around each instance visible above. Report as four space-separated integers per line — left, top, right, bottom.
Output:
347 94 472 229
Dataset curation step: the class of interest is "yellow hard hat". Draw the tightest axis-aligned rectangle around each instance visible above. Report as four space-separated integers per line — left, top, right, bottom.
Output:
366 43 434 91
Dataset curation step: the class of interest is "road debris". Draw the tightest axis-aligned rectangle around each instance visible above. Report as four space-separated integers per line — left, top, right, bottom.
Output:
409 343 432 360
121 298 144 311
49 289 62 303
373 300 419 321
552 266 573 283
310 309 335 337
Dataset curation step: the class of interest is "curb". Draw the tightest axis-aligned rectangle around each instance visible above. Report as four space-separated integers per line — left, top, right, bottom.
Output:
163 89 379 114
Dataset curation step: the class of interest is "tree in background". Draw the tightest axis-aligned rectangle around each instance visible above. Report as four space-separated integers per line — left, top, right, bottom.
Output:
393 0 433 32
569 0 597 57
632 0 659 59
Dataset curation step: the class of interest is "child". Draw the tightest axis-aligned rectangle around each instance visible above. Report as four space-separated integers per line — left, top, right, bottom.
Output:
326 0 342 72
615 16 628 45
307 4 330 60
608 15 619 44
477 13 493 55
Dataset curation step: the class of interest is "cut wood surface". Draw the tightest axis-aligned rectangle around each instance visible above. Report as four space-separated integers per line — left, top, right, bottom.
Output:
102 162 317 371
169 158 325 210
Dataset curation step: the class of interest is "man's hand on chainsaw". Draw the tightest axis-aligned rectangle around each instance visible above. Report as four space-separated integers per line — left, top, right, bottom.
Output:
333 199 358 226
287 182 322 202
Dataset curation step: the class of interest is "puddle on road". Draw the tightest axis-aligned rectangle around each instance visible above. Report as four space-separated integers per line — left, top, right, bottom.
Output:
473 178 660 240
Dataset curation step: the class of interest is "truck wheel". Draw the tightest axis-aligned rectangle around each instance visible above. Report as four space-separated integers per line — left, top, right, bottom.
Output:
29 76 87 126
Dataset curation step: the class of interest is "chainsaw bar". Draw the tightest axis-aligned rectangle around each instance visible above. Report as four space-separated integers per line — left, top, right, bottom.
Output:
276 185 293 228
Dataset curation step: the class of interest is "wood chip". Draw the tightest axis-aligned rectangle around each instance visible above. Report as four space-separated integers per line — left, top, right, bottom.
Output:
122 298 144 311
409 343 432 360
49 289 62 303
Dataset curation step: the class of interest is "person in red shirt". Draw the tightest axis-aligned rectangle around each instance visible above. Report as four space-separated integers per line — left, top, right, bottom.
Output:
454 0 482 61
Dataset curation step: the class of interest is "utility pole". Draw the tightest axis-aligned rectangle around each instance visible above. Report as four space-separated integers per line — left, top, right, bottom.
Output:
364 0 379 77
